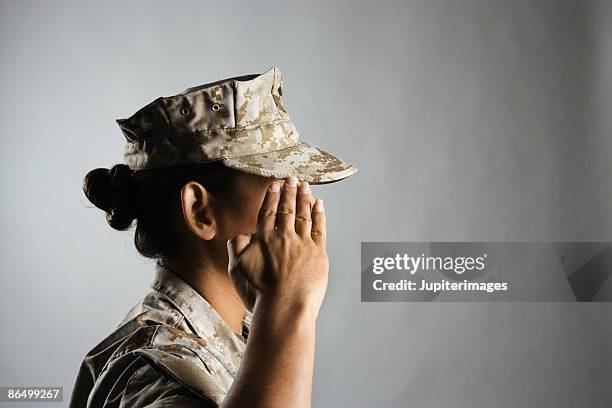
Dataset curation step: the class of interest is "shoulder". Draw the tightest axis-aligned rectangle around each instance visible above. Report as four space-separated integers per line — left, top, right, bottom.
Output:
73 338 228 408
131 339 230 406
71 280 246 408
118 356 218 408
71 293 230 407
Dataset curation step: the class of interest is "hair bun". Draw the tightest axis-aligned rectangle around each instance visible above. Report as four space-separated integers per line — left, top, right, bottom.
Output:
83 164 137 230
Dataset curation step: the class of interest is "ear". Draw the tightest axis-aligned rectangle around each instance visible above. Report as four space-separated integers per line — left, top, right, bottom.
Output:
180 181 217 241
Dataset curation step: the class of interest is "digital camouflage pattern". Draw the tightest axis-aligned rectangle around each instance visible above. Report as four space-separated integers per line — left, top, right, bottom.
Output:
69 261 252 408
116 67 358 184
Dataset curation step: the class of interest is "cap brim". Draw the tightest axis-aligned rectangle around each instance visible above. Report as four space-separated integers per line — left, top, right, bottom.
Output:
221 141 358 185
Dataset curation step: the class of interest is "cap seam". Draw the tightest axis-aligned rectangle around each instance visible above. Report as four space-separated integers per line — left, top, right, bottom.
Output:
271 68 277 120
218 138 302 160
158 100 175 135
123 118 293 140
232 80 238 129
125 139 302 171
126 138 302 167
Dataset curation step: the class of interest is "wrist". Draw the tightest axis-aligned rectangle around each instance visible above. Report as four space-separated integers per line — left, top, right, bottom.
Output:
254 293 320 327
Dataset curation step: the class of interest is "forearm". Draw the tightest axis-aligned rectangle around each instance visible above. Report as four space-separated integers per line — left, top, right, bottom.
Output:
220 296 317 408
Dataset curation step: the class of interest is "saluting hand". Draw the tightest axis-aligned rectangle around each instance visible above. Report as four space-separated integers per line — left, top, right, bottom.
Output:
226 176 328 318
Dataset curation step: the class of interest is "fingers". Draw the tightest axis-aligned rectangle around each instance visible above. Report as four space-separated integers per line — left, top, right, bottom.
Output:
295 181 312 236
257 181 281 233
256 176 321 243
276 176 298 232
311 198 326 250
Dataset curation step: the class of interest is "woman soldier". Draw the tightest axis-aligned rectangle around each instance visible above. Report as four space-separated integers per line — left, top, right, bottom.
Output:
69 67 357 408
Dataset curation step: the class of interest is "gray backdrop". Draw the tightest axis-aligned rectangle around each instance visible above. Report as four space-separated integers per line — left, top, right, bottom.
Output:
1 0 611 407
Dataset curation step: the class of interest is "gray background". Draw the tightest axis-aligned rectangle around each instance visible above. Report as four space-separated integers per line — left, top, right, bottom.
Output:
1 0 611 407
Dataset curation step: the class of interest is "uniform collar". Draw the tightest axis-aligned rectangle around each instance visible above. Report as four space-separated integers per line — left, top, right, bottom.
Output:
150 260 253 351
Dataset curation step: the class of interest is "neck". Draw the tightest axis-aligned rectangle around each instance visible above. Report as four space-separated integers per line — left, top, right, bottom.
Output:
164 256 246 336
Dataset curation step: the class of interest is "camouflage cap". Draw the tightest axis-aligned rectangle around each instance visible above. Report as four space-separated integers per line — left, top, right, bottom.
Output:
115 67 358 184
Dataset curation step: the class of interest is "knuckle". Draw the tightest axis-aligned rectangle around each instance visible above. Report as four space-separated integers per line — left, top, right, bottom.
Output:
311 229 325 238
295 215 312 224
260 208 277 217
277 207 293 215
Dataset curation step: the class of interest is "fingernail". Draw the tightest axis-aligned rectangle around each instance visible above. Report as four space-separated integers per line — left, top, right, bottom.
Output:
270 182 280 192
298 181 310 195
313 198 324 212
286 176 298 188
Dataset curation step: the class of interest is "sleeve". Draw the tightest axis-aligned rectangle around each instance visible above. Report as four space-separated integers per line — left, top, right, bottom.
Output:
119 359 217 408
132 346 231 406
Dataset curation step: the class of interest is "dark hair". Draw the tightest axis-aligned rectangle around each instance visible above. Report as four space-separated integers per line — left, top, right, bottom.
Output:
82 161 242 262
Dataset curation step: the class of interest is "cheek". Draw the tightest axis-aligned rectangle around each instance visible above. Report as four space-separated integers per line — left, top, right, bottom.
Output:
243 193 266 233
219 193 265 237
244 186 272 233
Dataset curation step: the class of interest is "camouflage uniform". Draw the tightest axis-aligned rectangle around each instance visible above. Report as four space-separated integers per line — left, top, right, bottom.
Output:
68 261 252 408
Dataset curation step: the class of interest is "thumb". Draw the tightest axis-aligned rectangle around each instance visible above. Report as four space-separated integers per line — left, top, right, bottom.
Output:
227 234 252 266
